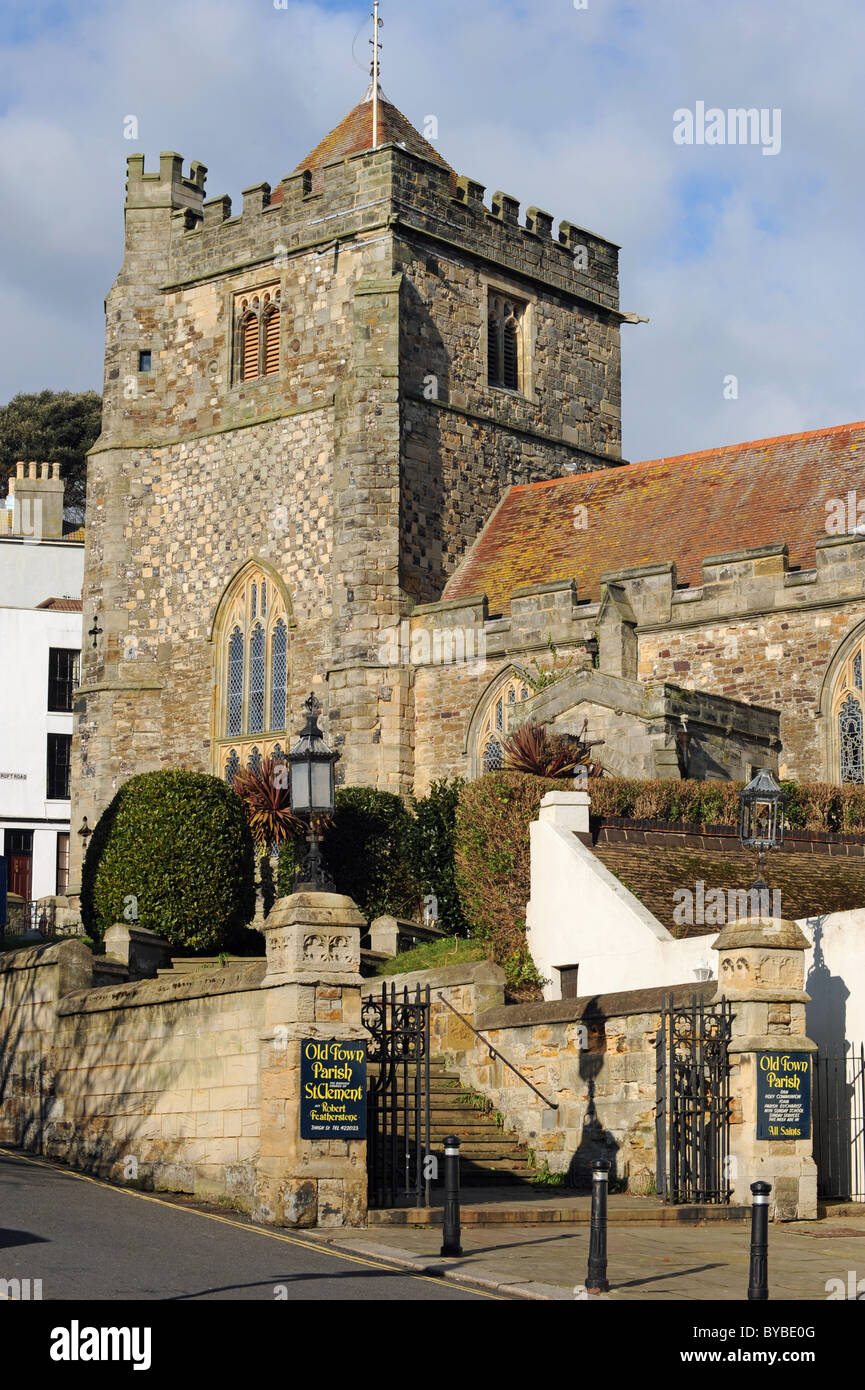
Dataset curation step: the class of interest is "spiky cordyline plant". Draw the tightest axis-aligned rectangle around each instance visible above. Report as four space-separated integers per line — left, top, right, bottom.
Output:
501 719 601 780
232 756 303 849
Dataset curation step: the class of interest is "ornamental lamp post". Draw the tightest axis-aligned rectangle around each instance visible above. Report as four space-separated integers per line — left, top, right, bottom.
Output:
738 768 785 894
288 691 340 892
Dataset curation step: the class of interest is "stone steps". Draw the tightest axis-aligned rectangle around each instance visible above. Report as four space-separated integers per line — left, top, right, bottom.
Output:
370 1057 540 1186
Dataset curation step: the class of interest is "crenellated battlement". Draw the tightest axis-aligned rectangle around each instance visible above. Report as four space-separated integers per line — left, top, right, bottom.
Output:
125 151 207 214
142 137 618 313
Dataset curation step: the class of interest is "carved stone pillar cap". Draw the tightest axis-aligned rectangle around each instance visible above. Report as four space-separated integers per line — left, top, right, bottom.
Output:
264 892 366 932
711 916 809 953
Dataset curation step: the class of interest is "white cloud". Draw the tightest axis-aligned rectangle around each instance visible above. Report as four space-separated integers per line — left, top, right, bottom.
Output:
0 0 863 461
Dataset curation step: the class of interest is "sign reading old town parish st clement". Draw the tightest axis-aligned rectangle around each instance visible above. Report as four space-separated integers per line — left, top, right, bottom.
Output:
756 1051 812 1140
300 1040 367 1140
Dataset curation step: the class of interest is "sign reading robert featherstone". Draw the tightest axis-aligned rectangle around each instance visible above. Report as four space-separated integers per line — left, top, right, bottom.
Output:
300 1039 367 1140
756 1051 812 1140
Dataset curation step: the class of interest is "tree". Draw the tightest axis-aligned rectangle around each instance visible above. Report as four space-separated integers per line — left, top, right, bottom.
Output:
0 389 102 519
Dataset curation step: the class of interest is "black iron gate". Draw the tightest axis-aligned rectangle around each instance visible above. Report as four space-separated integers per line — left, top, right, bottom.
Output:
656 993 732 1204
814 1044 865 1201
362 983 431 1209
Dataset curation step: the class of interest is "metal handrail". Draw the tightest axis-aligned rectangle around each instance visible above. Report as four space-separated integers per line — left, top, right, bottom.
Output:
435 992 558 1110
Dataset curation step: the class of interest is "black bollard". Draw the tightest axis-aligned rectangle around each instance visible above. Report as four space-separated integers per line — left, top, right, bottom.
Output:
747 1181 771 1301
586 1158 610 1293
440 1134 462 1257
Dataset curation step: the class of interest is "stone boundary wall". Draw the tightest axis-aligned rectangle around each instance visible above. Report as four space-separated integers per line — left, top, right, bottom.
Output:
364 963 713 1188
0 939 266 1205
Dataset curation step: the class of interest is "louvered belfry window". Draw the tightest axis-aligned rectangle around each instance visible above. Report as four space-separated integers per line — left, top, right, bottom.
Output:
235 288 281 382
240 311 259 382
487 292 525 393
263 305 280 375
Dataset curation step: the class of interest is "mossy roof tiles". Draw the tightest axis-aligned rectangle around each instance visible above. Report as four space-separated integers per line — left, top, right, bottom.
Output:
270 90 453 203
444 420 865 613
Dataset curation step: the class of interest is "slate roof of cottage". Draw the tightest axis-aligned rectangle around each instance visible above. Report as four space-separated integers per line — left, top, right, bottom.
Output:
590 826 865 939
270 87 453 203
444 420 865 614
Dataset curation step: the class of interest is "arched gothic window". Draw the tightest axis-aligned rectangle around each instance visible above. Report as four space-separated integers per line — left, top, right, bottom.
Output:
235 288 281 383
832 632 865 783
487 293 526 393
212 563 293 781
474 672 532 775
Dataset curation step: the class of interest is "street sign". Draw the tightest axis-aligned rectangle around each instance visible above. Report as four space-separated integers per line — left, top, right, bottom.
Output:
756 1051 812 1140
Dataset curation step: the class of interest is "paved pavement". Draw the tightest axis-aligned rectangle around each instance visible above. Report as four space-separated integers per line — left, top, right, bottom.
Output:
313 1209 865 1301
0 1150 494 1302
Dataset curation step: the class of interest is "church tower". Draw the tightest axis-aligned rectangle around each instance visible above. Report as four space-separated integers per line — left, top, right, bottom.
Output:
70 54 623 891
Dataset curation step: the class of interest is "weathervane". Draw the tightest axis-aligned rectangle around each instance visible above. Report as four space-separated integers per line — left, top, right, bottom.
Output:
369 1 382 150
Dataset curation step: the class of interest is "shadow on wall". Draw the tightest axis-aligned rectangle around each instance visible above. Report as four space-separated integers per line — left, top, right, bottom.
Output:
805 916 858 1200
566 1000 620 1189
0 940 251 1206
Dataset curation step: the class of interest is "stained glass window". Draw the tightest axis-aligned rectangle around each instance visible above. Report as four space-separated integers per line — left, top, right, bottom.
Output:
215 564 291 778
249 624 265 735
855 651 862 691
270 619 287 731
840 694 864 784
227 628 243 736
224 749 240 785
483 737 503 772
249 746 262 774
496 699 504 731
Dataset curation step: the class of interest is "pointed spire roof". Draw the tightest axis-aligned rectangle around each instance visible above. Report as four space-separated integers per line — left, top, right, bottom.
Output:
293 87 454 180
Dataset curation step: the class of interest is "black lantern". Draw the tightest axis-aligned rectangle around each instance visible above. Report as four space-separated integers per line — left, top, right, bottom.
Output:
288 692 340 891
738 768 785 892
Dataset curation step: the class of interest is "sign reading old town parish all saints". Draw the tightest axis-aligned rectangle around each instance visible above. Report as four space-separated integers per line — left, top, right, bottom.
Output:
756 1051 812 1140
300 1040 367 1140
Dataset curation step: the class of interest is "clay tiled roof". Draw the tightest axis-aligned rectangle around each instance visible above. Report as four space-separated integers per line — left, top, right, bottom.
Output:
35 597 83 611
270 88 453 203
444 420 865 614
591 834 865 939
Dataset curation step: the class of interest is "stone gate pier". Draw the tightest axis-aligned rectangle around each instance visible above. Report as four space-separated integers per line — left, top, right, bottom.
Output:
712 916 818 1221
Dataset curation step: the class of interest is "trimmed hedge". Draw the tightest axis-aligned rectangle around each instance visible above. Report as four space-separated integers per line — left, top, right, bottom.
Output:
454 773 560 995
408 778 469 936
587 776 865 833
81 770 256 952
276 786 420 922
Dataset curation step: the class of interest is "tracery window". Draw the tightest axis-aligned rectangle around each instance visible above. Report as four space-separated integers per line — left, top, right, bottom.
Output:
475 672 532 775
235 288 281 383
832 631 865 784
213 564 292 781
487 293 526 393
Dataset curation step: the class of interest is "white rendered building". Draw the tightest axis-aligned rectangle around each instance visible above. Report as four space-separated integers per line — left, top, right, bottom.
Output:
0 464 84 905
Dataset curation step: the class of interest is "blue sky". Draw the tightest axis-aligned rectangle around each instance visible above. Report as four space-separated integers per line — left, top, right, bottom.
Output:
0 0 863 462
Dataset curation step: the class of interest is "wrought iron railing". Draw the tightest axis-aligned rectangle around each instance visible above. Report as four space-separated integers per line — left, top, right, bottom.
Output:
435 992 559 1110
814 1044 865 1201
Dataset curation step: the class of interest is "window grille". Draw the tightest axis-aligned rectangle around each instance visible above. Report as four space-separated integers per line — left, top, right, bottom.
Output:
227 627 244 736
249 624 265 735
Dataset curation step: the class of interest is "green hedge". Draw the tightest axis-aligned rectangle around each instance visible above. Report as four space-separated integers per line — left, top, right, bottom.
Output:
454 773 560 995
81 770 256 952
276 786 420 921
587 776 865 832
408 778 469 936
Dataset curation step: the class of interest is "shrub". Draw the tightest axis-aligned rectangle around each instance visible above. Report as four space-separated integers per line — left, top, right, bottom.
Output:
81 770 256 952
501 719 600 779
408 778 469 936
454 772 560 995
276 786 421 922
